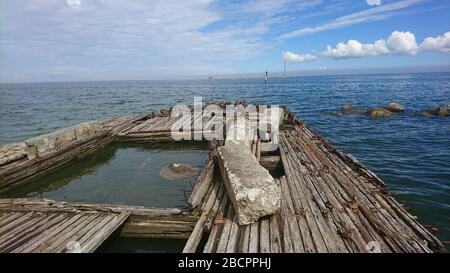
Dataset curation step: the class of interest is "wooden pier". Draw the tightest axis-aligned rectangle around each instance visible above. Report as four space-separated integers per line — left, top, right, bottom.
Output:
0 199 130 253
0 102 445 253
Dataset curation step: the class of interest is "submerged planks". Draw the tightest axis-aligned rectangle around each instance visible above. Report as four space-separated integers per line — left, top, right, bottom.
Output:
0 199 130 253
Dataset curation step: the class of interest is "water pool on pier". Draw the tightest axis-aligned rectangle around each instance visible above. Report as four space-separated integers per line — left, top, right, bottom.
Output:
96 236 186 253
3 142 208 208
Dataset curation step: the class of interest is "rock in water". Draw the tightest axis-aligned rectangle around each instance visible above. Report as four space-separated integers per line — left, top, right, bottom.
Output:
344 109 366 115
367 108 392 118
330 111 343 117
159 163 200 181
425 105 450 117
384 102 405 112
341 104 366 115
217 143 280 225
341 104 353 111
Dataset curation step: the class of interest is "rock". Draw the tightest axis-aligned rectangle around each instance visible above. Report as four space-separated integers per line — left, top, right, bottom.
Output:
343 109 366 115
341 104 353 111
159 163 200 181
426 105 450 116
217 143 280 225
384 102 405 112
420 111 432 117
0 143 27 166
437 107 449 116
341 104 365 115
330 111 343 117
367 108 392 118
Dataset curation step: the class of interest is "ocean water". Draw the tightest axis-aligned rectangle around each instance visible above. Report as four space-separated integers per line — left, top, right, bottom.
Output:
0 73 449 245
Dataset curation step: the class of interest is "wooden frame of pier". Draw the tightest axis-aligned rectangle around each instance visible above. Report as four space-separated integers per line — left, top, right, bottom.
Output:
0 102 444 253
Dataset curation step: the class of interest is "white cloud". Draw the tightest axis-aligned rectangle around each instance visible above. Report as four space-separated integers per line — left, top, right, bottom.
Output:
66 0 81 8
367 0 381 6
323 39 389 58
278 0 425 39
321 30 450 59
387 31 419 54
282 51 317 62
2 0 329 82
419 32 450 53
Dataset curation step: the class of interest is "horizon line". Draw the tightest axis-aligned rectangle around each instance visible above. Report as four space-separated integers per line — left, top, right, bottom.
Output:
1 64 449 85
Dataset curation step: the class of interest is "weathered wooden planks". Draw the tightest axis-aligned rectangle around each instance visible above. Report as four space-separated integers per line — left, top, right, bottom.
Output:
0 199 130 253
0 103 444 253
183 108 443 253
0 198 198 241
0 133 114 194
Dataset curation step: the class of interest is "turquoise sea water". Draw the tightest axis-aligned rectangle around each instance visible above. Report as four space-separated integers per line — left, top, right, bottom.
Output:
0 72 449 245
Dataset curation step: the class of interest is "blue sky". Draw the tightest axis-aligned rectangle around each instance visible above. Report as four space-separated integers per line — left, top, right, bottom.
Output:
0 0 449 82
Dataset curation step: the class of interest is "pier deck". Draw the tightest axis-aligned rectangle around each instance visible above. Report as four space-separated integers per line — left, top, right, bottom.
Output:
0 102 444 253
0 199 130 253
183 116 443 253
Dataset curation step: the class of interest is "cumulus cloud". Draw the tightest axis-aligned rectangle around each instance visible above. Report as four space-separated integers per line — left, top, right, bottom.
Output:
282 51 317 62
419 32 450 53
367 0 381 6
322 31 450 59
323 39 389 58
387 31 419 54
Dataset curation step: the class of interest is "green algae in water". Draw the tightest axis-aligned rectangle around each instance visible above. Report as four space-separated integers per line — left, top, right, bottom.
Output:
4 142 208 208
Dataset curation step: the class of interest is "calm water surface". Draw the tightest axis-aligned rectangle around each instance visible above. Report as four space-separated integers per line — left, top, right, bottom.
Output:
3 142 208 208
0 73 449 246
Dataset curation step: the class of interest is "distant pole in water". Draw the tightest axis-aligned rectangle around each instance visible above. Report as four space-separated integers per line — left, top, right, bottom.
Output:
265 71 268 85
283 60 287 78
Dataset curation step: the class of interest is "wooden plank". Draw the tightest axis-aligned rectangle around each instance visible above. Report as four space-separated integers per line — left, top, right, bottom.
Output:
183 180 224 253
5 214 67 253
259 218 270 253
78 211 130 253
203 193 229 253
247 221 259 253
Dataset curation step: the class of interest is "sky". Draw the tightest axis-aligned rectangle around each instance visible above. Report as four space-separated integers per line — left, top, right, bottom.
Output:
0 0 449 83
